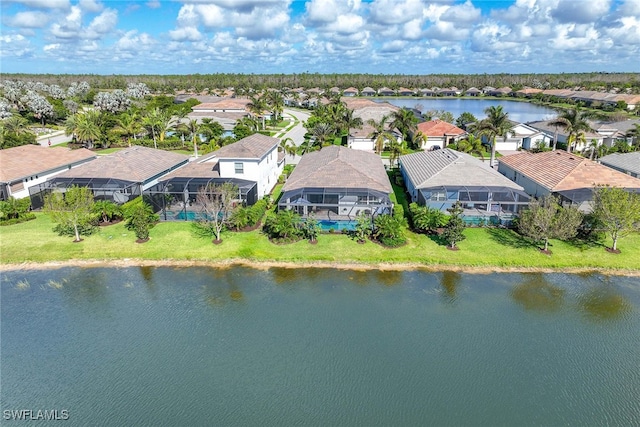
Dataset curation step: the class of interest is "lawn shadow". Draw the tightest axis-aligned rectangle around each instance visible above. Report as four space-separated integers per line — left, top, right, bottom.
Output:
486 227 537 249
565 234 606 250
427 233 448 247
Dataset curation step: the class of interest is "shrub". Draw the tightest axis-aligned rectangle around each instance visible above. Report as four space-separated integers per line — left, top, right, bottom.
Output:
409 202 448 233
123 197 158 241
0 213 37 226
263 210 303 242
373 214 406 247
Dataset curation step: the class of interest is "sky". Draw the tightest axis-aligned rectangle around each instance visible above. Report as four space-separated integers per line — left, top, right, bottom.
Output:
1 0 639 75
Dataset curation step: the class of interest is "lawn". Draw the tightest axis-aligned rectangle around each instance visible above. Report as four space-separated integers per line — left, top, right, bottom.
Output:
1 213 639 272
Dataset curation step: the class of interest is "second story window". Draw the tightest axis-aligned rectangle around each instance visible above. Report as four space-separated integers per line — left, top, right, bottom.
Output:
235 162 244 174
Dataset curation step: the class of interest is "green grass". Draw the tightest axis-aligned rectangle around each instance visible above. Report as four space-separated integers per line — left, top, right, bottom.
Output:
1 213 639 272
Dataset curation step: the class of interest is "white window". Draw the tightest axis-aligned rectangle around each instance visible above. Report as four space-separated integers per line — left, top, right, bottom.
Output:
430 191 446 201
234 162 244 174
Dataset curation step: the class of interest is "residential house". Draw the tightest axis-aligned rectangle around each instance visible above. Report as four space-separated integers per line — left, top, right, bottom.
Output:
361 87 376 97
438 87 460 96
397 87 416 96
465 87 482 96
29 146 189 209
278 146 393 224
343 98 401 151
493 122 553 152
419 88 437 97
415 120 467 150
329 87 341 96
486 87 512 97
378 87 396 97
0 145 96 201
498 150 640 212
145 133 284 221
399 149 530 224
343 87 359 97
514 88 543 98
598 152 640 178
189 97 251 131
527 120 604 153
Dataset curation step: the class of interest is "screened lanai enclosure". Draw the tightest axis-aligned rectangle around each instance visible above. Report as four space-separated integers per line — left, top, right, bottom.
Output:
144 177 258 221
29 177 141 210
419 185 531 225
278 187 393 221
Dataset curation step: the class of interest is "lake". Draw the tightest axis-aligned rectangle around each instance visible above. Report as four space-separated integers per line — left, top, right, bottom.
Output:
2 267 639 426
375 98 558 123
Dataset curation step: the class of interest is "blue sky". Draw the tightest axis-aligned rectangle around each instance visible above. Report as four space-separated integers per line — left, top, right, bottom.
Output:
1 0 639 75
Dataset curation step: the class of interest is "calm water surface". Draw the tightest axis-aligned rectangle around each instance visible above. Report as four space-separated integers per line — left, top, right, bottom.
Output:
1 267 639 426
376 98 558 123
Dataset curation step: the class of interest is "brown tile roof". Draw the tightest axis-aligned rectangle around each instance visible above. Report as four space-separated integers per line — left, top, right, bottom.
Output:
499 150 640 191
282 145 392 194
192 98 250 110
55 146 189 183
203 133 279 160
0 145 96 183
159 161 220 181
417 120 466 137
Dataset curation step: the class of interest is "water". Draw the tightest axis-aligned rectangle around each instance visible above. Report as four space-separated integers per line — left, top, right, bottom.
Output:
317 220 356 232
2 267 639 426
376 98 558 123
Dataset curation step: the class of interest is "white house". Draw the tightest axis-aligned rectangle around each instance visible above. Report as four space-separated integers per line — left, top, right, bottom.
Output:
0 145 96 201
199 133 284 198
493 122 554 151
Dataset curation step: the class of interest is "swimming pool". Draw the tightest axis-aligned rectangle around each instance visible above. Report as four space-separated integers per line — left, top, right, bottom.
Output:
317 220 356 232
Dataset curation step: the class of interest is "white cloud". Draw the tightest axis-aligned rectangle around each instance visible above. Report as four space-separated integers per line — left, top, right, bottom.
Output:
5 11 50 28
146 0 161 9
50 5 82 39
86 8 118 36
43 43 61 51
170 26 203 41
305 0 361 24
4 0 70 9
79 0 103 13
440 1 481 25
369 0 423 25
552 0 611 23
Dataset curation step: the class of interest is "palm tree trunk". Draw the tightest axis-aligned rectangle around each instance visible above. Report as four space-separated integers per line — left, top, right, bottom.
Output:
490 139 496 167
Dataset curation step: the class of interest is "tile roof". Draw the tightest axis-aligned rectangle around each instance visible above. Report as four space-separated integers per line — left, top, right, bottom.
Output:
0 145 96 183
282 145 392 194
203 133 279 160
159 161 220 180
527 120 602 139
192 98 250 110
400 149 524 190
598 152 640 175
417 120 466 137
499 150 640 191
55 146 188 183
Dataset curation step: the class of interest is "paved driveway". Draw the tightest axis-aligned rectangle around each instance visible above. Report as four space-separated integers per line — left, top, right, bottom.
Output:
279 108 311 164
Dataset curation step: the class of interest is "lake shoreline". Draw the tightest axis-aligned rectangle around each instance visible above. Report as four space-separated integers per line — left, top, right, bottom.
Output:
2 258 640 276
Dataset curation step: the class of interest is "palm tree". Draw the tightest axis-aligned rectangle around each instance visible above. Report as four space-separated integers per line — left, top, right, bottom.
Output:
279 137 297 160
473 105 512 167
114 111 140 147
74 110 101 149
548 108 594 153
178 119 203 158
266 91 285 123
388 139 405 169
457 134 485 160
311 122 333 148
142 108 161 149
625 123 640 151
340 108 363 144
246 95 267 129
390 108 418 148
411 131 427 150
200 118 224 145
367 115 395 155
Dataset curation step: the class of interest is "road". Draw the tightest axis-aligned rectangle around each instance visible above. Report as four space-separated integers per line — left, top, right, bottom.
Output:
36 131 73 147
278 108 311 165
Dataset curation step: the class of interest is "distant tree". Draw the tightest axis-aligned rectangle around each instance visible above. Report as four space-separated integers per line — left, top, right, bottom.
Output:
625 123 640 150
279 137 297 160
113 111 141 147
518 195 583 253
442 202 466 249
195 182 239 243
592 186 640 252
456 134 486 160
339 107 363 141
93 90 132 113
390 108 418 147
455 112 477 130
43 186 96 242
22 90 53 125
233 116 258 140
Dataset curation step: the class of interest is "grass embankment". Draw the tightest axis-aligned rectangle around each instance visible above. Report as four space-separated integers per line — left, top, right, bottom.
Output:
1 214 639 272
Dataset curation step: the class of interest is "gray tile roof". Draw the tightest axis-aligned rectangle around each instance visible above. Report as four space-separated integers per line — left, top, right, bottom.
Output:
599 152 640 175
283 145 392 194
202 133 279 160
400 148 524 190
55 146 188 183
0 145 96 183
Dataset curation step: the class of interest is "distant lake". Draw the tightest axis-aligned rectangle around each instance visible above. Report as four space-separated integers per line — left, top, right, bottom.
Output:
375 98 558 123
2 267 639 426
